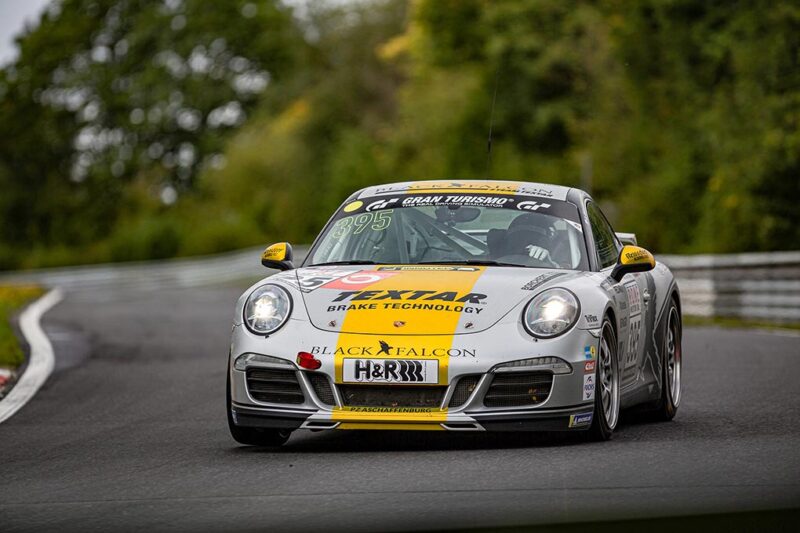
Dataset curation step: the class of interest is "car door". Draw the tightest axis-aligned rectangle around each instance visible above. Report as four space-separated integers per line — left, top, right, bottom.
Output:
585 201 649 389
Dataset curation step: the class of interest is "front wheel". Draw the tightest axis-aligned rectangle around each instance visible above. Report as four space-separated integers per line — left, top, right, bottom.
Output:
588 318 620 441
227 372 291 447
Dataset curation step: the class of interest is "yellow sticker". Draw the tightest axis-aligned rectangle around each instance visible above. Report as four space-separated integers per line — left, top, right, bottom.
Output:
343 200 363 213
619 245 655 267
262 242 287 261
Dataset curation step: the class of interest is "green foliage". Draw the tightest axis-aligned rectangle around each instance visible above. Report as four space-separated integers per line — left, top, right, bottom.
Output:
0 0 303 267
0 286 45 369
0 0 797 269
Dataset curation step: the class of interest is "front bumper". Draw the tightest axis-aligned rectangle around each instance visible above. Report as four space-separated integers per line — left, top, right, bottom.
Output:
229 318 599 433
230 400 595 432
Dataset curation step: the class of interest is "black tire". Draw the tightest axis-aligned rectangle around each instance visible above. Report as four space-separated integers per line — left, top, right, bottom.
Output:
588 318 620 441
646 298 682 421
227 371 291 447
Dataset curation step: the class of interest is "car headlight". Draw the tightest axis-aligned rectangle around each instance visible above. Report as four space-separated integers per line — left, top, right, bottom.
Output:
243 284 292 335
523 288 580 338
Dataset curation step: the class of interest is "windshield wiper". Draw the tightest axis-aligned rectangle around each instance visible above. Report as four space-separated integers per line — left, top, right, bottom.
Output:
309 260 383 266
418 259 525 267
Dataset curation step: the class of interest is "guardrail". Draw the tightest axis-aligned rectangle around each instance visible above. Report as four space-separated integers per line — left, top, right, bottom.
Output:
658 251 800 323
1 247 798 323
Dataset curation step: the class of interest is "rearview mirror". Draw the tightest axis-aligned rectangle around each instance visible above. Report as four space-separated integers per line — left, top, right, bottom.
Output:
610 245 655 282
261 242 295 271
435 206 481 223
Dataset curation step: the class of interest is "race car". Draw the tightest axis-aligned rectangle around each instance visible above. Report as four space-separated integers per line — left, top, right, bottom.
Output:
227 180 682 445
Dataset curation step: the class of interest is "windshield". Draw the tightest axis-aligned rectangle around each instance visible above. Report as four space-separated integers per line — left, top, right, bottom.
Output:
307 193 589 270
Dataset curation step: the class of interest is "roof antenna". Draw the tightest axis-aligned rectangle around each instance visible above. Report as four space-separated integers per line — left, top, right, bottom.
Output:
485 65 500 179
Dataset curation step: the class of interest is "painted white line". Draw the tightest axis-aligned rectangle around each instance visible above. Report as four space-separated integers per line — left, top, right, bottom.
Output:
0 289 63 424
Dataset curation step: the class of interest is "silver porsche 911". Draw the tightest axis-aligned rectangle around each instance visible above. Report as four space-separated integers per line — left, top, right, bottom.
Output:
227 180 682 446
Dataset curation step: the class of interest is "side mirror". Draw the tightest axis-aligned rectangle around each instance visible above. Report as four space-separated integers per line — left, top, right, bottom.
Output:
610 245 655 282
261 242 295 271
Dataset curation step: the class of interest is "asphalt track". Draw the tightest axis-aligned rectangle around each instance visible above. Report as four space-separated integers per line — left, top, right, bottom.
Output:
0 283 799 532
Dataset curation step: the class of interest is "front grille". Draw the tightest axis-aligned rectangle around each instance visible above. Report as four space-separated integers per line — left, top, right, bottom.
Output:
448 375 480 408
246 368 304 404
307 372 336 405
339 385 446 408
483 372 553 407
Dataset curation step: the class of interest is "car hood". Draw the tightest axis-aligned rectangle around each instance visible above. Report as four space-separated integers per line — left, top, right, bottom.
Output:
285 265 580 335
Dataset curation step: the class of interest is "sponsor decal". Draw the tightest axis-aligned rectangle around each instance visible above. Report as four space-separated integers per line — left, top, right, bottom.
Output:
311 343 476 358
401 194 512 208
261 243 287 261
272 267 359 293
343 358 439 384
584 360 596 373
343 406 442 414
322 271 397 290
366 197 400 211
519 187 556 198
584 314 599 327
328 289 487 315
393 320 406 328
583 374 595 401
343 200 363 212
328 320 337 327
516 200 551 212
622 247 651 264
584 345 597 360
569 412 593 428
405 181 522 194
626 282 641 315
521 272 566 290
327 302 485 314
331 289 487 304
464 321 474 329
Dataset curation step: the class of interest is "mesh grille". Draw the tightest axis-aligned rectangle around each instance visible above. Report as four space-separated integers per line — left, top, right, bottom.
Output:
483 372 553 407
307 372 336 405
339 385 446 407
448 375 480 408
246 368 304 404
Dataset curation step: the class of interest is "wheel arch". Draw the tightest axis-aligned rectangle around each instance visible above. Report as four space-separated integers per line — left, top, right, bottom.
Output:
671 288 682 316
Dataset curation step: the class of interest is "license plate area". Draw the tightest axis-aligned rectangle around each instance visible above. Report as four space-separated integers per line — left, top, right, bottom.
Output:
342 358 439 384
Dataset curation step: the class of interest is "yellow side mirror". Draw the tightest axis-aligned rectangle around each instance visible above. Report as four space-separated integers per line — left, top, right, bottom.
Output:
261 242 295 270
611 245 655 282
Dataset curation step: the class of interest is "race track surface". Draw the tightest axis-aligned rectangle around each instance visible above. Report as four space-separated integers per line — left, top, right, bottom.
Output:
1 284 798 532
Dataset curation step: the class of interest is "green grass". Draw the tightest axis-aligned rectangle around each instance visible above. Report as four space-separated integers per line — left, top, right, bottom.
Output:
684 315 800 332
0 285 45 369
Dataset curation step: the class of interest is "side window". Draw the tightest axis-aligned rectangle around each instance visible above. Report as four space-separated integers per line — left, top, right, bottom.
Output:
586 202 621 269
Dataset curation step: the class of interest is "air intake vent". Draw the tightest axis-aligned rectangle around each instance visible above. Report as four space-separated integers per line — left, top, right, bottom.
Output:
448 376 480 408
246 368 304 404
307 372 336 405
483 372 553 407
339 385 446 408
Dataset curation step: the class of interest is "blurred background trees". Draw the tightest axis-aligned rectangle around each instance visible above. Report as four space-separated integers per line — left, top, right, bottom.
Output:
0 0 797 269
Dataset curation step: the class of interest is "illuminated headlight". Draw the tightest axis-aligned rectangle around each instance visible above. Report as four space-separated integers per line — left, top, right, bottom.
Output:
523 288 579 338
494 356 573 374
234 353 293 370
243 284 292 335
